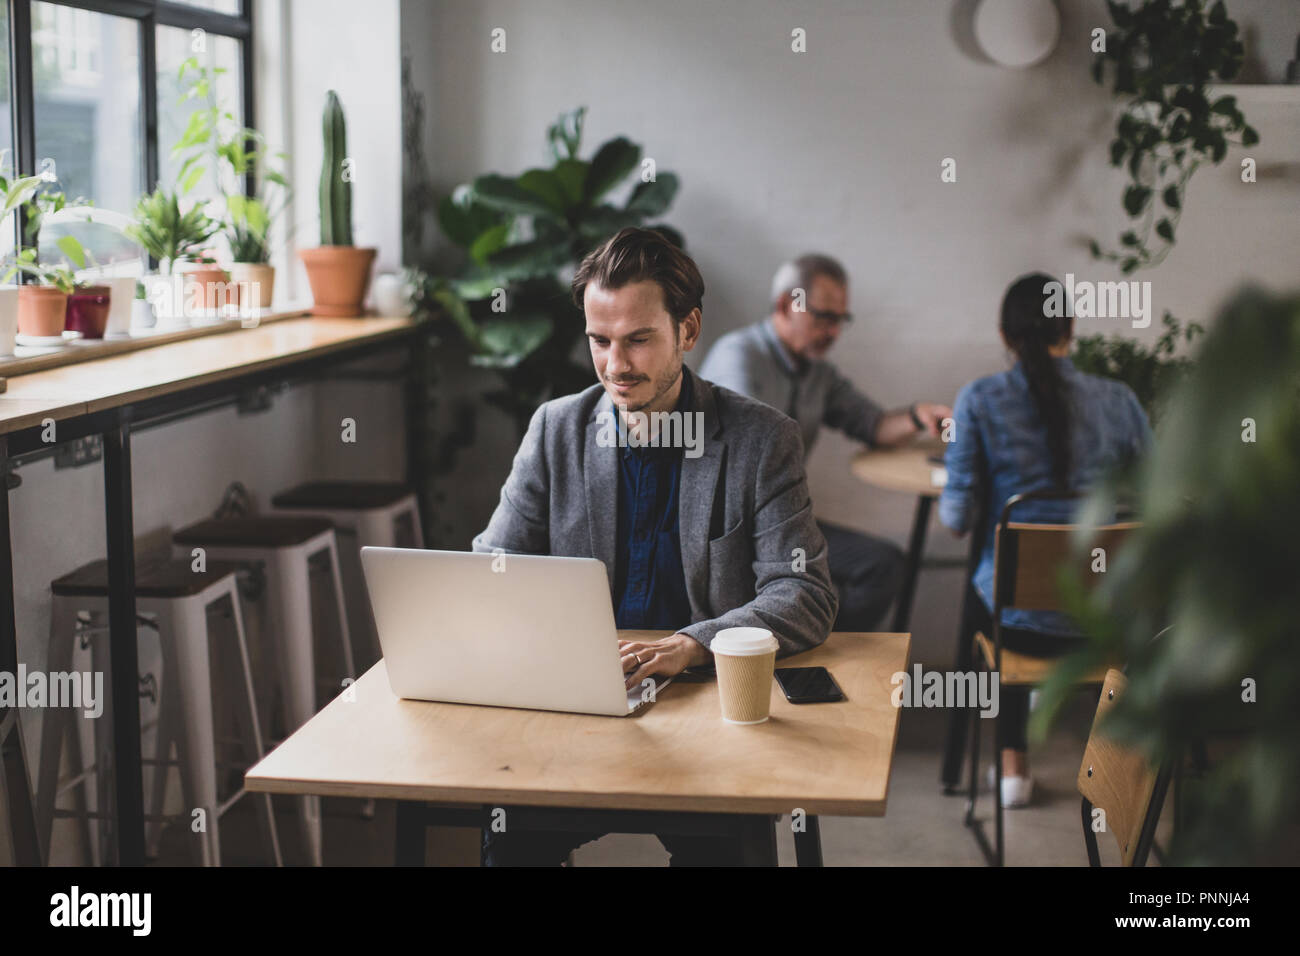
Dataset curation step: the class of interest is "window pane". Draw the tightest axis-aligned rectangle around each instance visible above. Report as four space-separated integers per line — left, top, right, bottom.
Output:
156 26 243 204
32 1 143 267
167 0 241 15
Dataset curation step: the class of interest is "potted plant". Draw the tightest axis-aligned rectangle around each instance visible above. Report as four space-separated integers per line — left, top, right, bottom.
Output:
125 187 219 327
172 58 290 313
227 195 279 310
298 91 376 316
1089 0 1257 273
1071 312 1204 423
65 282 112 339
5 184 94 341
0 152 46 353
181 251 233 321
5 252 81 340
131 278 156 329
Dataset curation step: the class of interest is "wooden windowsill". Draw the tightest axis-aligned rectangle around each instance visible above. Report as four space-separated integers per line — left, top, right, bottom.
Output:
0 304 316 381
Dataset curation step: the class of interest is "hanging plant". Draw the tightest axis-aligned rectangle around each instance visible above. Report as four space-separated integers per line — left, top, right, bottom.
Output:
1090 0 1258 274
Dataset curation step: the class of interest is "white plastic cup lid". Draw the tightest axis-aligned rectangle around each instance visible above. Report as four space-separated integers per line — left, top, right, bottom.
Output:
711 627 778 656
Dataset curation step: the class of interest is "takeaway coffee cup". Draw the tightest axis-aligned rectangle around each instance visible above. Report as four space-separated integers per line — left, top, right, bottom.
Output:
712 627 778 724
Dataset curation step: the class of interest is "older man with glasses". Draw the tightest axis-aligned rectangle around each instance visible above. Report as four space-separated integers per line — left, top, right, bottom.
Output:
699 253 950 632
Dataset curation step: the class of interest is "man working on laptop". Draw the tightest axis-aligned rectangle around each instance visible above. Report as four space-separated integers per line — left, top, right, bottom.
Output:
698 254 951 631
471 227 837 866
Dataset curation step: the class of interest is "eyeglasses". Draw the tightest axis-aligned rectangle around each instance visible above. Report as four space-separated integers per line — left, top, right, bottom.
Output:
808 309 854 327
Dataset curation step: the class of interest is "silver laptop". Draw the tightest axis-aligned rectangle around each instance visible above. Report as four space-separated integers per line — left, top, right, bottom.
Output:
359 547 671 716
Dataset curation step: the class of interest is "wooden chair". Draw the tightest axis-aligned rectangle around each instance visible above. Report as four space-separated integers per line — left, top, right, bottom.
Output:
1079 669 1171 866
964 490 1138 866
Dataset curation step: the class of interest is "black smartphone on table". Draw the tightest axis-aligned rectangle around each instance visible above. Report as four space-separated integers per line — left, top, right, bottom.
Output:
775 666 845 703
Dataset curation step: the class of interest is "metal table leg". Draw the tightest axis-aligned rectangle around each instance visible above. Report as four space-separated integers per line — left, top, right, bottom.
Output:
793 814 824 867
103 413 145 866
941 508 988 793
1 435 41 865
890 495 933 633
394 801 428 866
737 814 779 866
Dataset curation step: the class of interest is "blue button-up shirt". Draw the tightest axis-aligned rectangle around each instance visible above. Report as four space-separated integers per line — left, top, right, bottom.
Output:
612 368 694 629
938 357 1152 634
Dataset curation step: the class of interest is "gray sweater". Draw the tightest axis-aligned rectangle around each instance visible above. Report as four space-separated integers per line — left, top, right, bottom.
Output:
698 318 885 458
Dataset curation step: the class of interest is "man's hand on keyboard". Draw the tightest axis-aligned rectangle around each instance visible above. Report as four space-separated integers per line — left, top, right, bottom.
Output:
619 633 711 690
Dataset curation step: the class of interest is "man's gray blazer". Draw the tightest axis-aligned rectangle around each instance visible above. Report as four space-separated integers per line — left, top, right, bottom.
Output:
471 370 837 656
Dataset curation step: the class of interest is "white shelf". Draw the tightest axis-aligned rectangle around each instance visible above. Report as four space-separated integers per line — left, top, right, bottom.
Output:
1208 84 1300 103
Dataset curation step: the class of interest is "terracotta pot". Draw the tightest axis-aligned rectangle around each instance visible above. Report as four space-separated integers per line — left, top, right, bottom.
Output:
17 285 69 338
180 264 233 314
298 246 377 317
230 262 275 309
65 285 112 339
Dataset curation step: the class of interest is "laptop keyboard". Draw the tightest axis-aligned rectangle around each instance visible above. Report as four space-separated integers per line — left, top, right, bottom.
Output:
627 676 672 711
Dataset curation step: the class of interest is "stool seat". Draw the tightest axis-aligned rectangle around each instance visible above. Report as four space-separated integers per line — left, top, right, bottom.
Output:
271 481 413 510
174 516 334 548
52 558 245 598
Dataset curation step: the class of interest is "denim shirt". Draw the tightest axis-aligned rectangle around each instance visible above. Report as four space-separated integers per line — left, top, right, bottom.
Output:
938 357 1152 635
612 369 694 629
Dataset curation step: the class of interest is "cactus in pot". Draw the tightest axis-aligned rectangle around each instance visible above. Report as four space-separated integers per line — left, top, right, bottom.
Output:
298 90 376 316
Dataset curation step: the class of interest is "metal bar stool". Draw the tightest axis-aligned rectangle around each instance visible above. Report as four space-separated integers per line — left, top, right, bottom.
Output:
270 481 424 667
172 516 354 866
38 557 281 866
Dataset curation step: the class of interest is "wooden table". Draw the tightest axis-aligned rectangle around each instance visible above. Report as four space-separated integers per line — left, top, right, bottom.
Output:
245 630 911 866
0 314 430 865
851 437 950 632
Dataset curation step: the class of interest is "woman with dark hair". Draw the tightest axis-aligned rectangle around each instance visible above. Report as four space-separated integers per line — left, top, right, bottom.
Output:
938 273 1152 807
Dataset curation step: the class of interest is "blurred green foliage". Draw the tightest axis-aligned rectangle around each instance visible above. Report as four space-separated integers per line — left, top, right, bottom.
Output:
1035 286 1300 865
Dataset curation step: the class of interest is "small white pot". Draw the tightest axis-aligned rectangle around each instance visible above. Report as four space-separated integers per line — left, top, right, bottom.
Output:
373 272 413 317
145 273 189 329
131 297 156 330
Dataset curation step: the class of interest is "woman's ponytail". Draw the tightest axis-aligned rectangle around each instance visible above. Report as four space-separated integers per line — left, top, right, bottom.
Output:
1001 274 1073 488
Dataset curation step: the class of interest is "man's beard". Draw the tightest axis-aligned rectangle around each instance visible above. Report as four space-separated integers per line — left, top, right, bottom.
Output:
610 350 683 413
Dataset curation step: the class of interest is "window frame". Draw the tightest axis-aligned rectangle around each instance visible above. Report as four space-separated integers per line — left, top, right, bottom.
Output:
6 0 255 257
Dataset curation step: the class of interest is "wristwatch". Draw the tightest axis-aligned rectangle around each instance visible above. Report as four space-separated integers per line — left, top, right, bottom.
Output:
909 402 924 431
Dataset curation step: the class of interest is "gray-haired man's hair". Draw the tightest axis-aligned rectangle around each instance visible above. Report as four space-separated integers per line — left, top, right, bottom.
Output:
770 253 848 309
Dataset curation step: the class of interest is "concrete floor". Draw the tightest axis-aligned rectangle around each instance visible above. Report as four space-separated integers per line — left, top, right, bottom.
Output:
144 690 1166 866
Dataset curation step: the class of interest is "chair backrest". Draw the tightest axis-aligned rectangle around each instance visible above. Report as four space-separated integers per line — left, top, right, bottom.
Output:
1077 669 1166 866
992 491 1140 615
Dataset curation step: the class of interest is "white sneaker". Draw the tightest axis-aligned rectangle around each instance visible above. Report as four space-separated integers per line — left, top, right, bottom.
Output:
1001 775 1034 808
985 766 1034 807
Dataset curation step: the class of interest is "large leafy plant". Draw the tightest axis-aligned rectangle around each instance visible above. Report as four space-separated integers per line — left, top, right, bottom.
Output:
434 107 683 431
172 58 290 264
1071 312 1203 422
1090 0 1257 273
1035 287 1300 865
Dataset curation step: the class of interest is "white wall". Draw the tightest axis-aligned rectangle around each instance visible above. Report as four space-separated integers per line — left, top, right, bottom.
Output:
280 0 404 301
408 0 1300 659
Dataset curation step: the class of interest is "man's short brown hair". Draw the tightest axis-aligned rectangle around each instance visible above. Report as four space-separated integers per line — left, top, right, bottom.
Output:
571 227 704 332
